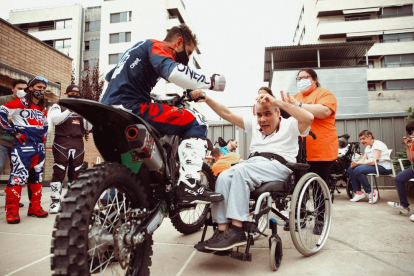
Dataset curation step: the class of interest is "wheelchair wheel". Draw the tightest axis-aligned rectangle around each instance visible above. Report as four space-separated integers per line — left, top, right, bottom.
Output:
269 236 283 271
289 173 332 257
249 200 268 240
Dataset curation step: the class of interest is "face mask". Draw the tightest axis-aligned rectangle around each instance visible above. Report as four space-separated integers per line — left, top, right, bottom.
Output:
67 94 80 99
175 48 189 66
297 79 312 92
16 90 26 98
33 89 45 99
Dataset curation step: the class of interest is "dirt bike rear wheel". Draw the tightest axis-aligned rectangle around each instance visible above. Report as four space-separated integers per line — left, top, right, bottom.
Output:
51 162 153 276
170 163 216 235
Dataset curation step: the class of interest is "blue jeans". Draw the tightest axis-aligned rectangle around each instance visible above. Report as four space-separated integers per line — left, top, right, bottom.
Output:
394 168 414 208
348 165 392 193
0 144 12 174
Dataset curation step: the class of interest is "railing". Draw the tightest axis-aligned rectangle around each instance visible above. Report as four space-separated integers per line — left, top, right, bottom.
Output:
382 63 414 68
318 12 413 25
345 16 371 21
38 25 72 31
379 37 414 43
168 15 179 19
378 12 413 19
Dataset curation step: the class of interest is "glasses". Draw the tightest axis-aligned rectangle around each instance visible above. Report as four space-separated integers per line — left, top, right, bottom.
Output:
28 76 49 86
296 75 312 81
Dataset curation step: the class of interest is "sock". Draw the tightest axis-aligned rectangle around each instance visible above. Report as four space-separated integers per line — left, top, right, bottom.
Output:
230 224 243 232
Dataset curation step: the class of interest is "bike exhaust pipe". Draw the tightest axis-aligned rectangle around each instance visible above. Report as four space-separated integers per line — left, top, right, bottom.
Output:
125 124 163 172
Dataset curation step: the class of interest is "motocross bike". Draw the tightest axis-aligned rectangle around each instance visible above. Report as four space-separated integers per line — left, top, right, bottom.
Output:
51 91 215 276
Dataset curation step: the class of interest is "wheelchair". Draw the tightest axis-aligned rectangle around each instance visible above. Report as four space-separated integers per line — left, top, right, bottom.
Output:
197 161 333 271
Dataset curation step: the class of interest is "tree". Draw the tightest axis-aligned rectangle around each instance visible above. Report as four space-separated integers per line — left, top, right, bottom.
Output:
79 60 104 102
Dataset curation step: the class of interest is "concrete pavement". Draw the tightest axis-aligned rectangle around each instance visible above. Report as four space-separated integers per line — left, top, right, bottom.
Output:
0 185 413 276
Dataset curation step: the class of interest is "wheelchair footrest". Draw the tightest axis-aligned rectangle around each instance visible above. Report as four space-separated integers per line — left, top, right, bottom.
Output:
213 250 233 257
230 251 252 262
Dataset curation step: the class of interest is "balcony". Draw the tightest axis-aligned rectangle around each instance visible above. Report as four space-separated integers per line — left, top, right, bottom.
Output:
318 15 414 39
367 66 414 81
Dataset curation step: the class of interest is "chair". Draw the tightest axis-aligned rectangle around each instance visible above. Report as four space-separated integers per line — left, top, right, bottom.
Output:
398 158 414 183
367 149 396 203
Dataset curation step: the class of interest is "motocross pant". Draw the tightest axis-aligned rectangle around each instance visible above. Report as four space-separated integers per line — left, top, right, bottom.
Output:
128 102 208 187
50 136 85 203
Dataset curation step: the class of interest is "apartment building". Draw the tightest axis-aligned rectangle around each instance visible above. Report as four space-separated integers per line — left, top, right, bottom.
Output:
291 0 414 113
8 0 202 97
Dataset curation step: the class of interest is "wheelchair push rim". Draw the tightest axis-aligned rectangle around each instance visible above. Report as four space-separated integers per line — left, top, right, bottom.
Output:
289 173 332 257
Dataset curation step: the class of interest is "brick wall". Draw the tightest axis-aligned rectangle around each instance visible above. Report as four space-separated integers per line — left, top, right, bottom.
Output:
0 19 102 182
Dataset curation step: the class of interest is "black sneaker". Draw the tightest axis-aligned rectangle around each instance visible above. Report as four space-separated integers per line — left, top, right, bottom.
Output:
177 182 224 204
205 227 247 251
194 229 223 253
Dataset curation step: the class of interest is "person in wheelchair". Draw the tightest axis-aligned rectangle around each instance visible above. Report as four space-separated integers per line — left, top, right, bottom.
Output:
190 89 313 251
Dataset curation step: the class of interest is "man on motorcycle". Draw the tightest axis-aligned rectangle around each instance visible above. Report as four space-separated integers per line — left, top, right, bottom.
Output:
101 24 225 204
191 89 314 251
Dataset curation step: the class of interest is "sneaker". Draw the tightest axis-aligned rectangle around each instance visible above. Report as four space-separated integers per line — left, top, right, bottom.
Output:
368 190 378 204
387 202 410 215
194 229 223 253
410 214 414 222
19 203 24 208
350 192 366 202
177 182 224 204
49 199 60 214
205 227 247 251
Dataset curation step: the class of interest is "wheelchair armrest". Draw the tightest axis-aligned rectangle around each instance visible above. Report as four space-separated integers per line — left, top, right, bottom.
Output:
286 163 310 171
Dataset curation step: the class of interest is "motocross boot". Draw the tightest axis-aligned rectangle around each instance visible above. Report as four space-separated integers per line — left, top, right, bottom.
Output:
5 185 22 224
177 138 224 204
49 181 62 214
27 183 48 218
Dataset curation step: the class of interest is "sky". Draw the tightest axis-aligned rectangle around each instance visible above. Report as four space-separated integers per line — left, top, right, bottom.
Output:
0 0 303 119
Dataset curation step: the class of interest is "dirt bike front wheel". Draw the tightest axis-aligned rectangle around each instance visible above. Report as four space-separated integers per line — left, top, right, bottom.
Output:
51 162 153 276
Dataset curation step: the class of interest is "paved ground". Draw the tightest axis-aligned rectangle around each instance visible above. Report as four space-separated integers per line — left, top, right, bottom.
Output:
0 185 413 276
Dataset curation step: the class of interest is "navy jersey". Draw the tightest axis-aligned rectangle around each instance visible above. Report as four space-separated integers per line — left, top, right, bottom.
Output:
0 98 48 143
101 39 212 105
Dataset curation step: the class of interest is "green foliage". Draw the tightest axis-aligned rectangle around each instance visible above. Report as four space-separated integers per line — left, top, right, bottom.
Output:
407 107 414 122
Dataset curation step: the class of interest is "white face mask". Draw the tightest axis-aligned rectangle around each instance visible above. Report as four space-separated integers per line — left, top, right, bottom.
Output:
16 90 26 98
296 79 312 92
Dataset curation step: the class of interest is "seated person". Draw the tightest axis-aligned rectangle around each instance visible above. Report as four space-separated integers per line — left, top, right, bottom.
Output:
219 139 238 155
348 130 392 204
387 120 414 221
191 88 313 251
211 148 241 176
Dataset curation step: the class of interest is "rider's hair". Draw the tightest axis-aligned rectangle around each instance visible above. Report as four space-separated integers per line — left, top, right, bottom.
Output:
406 120 414 135
211 148 223 159
258 86 274 97
359 130 374 139
165 24 198 47
297 68 321 87
12 79 27 88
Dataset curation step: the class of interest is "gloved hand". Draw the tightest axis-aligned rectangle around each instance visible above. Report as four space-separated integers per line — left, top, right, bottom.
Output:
42 136 47 143
209 74 226 91
14 133 29 144
188 90 206 103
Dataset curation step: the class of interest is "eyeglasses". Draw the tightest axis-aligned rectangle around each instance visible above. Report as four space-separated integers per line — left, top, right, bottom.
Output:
28 76 49 87
296 75 312 81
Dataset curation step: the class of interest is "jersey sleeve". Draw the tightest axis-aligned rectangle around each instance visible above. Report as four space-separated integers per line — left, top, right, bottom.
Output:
50 104 72 125
83 119 93 131
0 98 24 134
149 40 212 90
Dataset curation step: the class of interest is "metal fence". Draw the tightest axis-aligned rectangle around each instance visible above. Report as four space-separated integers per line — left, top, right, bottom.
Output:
207 112 410 188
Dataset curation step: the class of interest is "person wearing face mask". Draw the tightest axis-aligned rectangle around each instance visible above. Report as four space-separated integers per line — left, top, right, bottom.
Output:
0 76 49 224
48 85 92 214
101 24 227 204
0 79 27 206
281 68 337 234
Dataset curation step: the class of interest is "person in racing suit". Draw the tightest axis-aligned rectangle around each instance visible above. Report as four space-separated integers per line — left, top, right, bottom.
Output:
0 76 49 224
49 84 93 213
101 24 226 204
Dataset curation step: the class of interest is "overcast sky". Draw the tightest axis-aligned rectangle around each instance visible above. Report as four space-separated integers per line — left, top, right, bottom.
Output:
0 0 302 119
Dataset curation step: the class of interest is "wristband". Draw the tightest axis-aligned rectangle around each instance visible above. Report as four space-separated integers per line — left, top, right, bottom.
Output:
299 103 302 108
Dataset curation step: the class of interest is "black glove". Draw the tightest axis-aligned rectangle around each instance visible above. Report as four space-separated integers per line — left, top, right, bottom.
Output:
14 133 29 144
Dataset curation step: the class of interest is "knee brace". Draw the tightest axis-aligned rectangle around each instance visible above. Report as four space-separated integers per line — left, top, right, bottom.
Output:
177 138 207 188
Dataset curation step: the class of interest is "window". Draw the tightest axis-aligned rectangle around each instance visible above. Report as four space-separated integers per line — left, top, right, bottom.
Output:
346 36 373 42
54 39 71 49
382 32 414 43
110 11 132 23
382 54 414 67
84 59 99 70
85 21 101 31
55 19 72 30
110 32 131 43
368 83 376 91
85 40 100 51
345 14 371 21
382 79 414 90
109 53 123 64
381 4 413 18
299 27 305 45
357 60 374 68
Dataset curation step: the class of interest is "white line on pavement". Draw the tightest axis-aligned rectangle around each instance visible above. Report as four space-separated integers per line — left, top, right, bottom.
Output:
176 250 196 276
4 254 52 276
0 231 50 237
